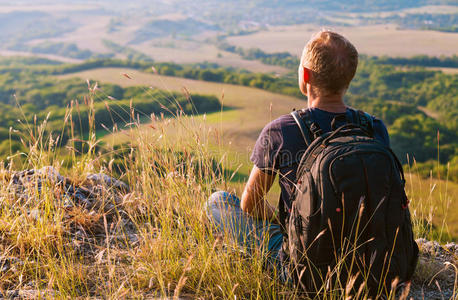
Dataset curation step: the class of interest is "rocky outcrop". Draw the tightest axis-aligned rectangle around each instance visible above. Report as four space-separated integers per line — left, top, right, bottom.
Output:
410 238 457 299
3 166 136 257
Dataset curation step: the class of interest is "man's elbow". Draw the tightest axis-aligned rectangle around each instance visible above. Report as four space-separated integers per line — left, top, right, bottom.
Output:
240 192 253 214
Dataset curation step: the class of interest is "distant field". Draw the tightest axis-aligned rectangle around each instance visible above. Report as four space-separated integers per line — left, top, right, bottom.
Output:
42 15 115 55
428 67 458 75
227 24 458 57
24 11 288 75
132 41 289 74
42 24 288 74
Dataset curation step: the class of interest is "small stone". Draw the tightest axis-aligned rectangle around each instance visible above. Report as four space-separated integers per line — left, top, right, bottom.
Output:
86 173 129 192
416 238 427 246
444 242 457 252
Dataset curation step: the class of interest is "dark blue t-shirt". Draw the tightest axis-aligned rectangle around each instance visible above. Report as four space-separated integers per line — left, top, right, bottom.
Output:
250 107 390 220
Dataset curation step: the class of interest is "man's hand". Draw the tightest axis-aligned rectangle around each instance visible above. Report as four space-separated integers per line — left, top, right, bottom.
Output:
241 166 278 223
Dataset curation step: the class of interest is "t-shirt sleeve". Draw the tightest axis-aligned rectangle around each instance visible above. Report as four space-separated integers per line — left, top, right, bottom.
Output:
250 120 283 174
373 118 390 147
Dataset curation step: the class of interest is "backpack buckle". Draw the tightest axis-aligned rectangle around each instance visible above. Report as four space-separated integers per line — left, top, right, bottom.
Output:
402 199 410 209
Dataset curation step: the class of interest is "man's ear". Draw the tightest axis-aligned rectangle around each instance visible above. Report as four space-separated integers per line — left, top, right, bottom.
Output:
303 67 310 83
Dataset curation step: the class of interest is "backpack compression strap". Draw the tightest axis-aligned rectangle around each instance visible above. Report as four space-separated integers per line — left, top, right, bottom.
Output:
331 108 374 136
291 109 321 146
357 110 375 136
349 108 374 136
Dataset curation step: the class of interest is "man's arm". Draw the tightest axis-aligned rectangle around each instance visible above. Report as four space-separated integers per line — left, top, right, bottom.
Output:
241 166 279 223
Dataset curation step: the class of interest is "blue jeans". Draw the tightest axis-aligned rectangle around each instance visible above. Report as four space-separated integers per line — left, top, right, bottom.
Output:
206 191 284 273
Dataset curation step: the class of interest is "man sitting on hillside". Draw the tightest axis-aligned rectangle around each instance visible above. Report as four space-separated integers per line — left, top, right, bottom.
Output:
206 30 392 286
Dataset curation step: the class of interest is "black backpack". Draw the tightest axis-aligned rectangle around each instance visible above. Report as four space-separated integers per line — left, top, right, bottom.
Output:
282 108 419 298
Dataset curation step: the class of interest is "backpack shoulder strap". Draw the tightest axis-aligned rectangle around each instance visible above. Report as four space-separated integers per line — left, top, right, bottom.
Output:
291 110 311 146
290 109 321 146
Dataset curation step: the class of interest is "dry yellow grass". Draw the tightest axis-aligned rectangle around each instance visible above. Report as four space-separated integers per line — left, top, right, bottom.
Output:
406 171 458 241
227 24 458 57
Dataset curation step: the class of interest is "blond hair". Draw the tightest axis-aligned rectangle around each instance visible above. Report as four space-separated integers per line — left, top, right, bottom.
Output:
301 30 358 95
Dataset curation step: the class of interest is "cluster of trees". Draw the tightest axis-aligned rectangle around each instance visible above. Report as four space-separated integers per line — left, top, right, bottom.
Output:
381 13 458 32
8 40 153 63
131 18 219 44
47 59 152 75
102 40 153 62
9 42 114 60
40 58 300 97
149 62 300 95
0 56 62 67
217 42 299 69
0 64 221 160
346 60 457 178
368 55 458 68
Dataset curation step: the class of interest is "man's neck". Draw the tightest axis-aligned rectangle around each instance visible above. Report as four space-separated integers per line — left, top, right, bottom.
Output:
308 96 347 113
